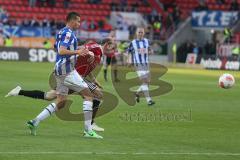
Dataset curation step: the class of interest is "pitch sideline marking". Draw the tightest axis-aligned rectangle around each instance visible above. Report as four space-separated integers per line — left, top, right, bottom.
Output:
0 152 240 156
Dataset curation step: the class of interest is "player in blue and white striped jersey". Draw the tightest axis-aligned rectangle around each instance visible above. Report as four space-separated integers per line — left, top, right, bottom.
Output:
26 12 103 139
128 27 155 106
54 26 78 75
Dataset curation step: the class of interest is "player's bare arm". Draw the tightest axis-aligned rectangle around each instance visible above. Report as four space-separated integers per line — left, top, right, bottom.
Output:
148 47 154 55
59 45 89 55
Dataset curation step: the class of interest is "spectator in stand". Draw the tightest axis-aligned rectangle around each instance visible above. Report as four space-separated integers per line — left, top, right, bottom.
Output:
28 0 37 7
147 9 158 24
6 19 16 26
58 21 65 29
0 6 9 24
110 0 118 11
172 5 181 27
204 41 211 55
153 21 161 31
166 13 173 29
128 23 137 37
223 27 232 43
204 41 216 55
42 17 50 27
145 24 152 39
216 0 225 5
48 0 56 7
43 38 52 49
63 0 71 8
186 41 194 53
89 0 102 4
230 0 239 11
143 0 149 6
22 19 30 27
4 36 13 47
116 13 124 30
49 19 58 36
156 0 164 9
232 46 240 61
80 19 89 30
162 0 175 11
50 19 56 28
39 0 47 7
119 0 127 11
98 20 105 30
0 6 4 20
131 1 139 12
153 16 161 40
89 20 98 31
30 17 40 27
151 9 158 17
193 42 199 55
177 41 194 62
194 1 209 11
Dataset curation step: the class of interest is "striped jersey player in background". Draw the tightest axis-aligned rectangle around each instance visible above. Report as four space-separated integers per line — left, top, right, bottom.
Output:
128 27 155 106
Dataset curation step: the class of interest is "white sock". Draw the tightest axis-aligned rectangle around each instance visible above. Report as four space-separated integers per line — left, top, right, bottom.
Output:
33 103 57 126
83 101 93 132
141 84 152 102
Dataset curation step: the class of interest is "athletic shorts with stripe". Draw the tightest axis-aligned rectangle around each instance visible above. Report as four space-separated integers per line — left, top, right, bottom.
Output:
68 79 97 94
55 70 88 95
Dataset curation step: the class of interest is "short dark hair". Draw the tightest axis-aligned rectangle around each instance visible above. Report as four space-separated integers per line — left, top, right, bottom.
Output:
66 12 80 22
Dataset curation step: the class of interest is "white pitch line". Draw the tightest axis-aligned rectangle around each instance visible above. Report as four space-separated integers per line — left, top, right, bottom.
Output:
0 152 240 156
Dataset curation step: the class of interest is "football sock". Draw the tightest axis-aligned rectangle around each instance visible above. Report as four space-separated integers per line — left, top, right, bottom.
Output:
114 69 118 81
104 69 107 81
136 85 142 94
141 84 152 102
91 99 101 124
83 101 93 132
33 103 57 126
19 90 45 100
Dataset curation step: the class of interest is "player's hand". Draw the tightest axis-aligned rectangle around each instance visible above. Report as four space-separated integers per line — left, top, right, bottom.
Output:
76 48 89 56
148 48 154 55
87 51 94 63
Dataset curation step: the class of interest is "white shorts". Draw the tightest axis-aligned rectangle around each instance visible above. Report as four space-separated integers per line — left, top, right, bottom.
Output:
135 65 150 80
55 70 88 95
137 70 150 79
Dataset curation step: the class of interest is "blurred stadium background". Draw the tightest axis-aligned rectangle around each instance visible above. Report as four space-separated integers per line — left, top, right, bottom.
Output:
0 0 240 160
0 0 239 66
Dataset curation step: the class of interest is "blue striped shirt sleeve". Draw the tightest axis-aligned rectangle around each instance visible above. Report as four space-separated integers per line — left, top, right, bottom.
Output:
60 31 72 48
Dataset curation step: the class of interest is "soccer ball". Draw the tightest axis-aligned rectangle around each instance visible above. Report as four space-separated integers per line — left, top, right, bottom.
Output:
219 73 235 89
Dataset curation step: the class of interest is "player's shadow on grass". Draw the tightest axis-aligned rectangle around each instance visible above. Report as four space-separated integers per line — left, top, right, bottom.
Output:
55 91 118 121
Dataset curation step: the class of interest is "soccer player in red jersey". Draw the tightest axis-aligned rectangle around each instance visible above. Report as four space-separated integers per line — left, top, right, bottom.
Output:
103 30 120 82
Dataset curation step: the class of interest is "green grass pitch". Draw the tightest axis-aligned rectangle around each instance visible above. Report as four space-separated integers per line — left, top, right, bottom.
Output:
0 61 240 160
